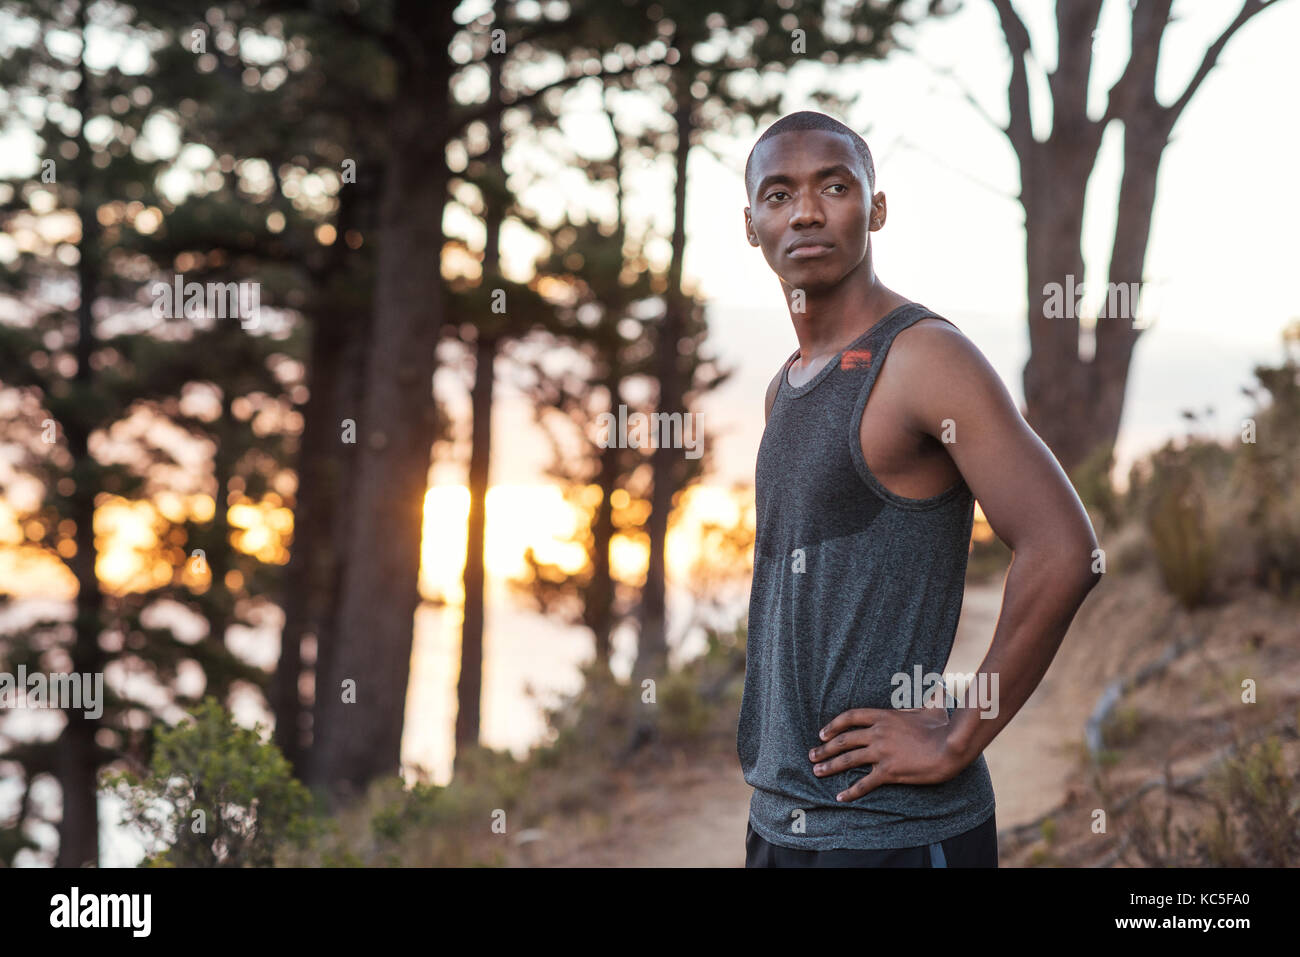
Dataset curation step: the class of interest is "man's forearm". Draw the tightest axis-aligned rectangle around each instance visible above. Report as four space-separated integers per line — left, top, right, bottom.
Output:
944 544 1100 770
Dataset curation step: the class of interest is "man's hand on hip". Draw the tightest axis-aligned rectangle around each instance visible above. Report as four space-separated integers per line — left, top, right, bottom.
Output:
809 707 963 801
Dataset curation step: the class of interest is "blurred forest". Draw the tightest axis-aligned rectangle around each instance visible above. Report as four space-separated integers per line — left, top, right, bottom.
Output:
1 0 1296 868
0 0 917 867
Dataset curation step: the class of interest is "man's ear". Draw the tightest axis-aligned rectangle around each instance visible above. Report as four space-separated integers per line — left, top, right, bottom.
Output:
869 191 887 232
744 207 759 247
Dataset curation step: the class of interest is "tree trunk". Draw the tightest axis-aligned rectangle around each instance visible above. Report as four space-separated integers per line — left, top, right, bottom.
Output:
307 5 454 805
57 18 102 867
993 0 1272 475
273 184 370 776
634 62 694 689
588 413 620 672
453 47 504 767
456 333 497 759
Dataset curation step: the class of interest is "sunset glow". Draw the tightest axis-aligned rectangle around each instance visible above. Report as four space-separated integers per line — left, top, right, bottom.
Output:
0 483 762 603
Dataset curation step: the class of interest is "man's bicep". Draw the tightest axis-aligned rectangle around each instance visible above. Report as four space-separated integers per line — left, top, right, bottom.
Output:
911 332 1096 558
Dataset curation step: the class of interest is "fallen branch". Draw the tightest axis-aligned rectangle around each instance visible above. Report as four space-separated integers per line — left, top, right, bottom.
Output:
1084 622 1208 757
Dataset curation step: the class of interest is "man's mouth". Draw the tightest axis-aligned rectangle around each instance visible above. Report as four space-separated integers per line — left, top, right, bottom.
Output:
787 242 834 259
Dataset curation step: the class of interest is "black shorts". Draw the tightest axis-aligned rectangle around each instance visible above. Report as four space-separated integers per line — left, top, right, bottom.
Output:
745 812 998 868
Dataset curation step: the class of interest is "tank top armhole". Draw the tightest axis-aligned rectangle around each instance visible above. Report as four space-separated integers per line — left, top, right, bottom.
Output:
847 309 971 511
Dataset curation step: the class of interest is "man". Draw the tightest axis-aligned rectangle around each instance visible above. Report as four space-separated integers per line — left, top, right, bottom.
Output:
736 111 1101 867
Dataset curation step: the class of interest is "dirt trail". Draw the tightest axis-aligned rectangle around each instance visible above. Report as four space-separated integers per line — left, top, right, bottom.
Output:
513 581 1091 867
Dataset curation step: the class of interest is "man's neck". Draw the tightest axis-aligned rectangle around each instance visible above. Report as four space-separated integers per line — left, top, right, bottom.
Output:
783 260 909 363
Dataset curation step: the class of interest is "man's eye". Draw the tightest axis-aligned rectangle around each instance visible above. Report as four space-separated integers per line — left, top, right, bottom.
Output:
766 191 787 202
826 184 847 194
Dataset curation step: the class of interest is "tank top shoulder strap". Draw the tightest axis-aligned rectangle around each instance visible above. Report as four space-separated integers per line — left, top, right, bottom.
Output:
852 303 956 406
872 302 956 343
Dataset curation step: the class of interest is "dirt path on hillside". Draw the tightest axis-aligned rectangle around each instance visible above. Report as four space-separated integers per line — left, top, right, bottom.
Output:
511 582 1094 867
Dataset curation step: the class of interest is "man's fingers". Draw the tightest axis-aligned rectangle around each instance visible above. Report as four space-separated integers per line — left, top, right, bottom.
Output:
811 741 873 776
835 763 889 802
818 708 887 741
809 727 874 763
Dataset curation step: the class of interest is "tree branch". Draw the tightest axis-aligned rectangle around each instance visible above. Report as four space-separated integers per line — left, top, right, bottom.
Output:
447 56 669 137
1048 0 1103 125
1167 0 1277 125
989 0 1036 161
1099 0 1164 128
256 0 404 60
897 45 1007 136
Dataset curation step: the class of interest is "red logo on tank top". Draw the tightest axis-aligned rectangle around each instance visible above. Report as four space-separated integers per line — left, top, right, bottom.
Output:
841 349 873 370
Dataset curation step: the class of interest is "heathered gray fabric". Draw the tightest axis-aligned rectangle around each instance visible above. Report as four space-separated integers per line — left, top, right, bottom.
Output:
737 301 996 850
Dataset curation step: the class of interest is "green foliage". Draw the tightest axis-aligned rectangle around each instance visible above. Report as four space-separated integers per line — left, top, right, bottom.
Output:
288 763 524 868
1101 705 1145 750
1226 328 1300 600
0 820 41 868
1115 326 1300 605
101 697 321 867
535 619 746 766
0 0 319 864
1027 846 1055 866
285 616 751 867
1070 442 1122 532
659 671 715 739
1200 735 1300 867
1134 441 1220 608
1125 735 1300 867
1095 748 1124 769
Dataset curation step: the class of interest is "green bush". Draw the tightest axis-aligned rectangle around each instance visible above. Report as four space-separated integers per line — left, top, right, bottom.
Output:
1071 442 1122 532
292 617 752 867
101 696 321 867
1228 337 1300 601
1101 705 1144 749
1200 735 1300 867
1136 442 1219 608
1123 734 1300 867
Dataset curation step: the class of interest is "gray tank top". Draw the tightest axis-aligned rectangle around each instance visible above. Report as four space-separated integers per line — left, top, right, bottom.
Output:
737 301 996 850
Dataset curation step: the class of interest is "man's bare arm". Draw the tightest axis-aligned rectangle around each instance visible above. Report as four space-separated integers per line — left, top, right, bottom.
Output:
896 322 1101 769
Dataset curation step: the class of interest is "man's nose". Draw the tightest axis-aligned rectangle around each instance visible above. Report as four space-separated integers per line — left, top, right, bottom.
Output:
789 193 824 228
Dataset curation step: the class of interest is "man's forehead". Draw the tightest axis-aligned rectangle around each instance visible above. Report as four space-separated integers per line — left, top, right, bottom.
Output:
751 128 860 174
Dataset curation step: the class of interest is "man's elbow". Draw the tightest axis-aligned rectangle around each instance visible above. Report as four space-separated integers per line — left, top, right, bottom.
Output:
1069 534 1104 595
1013 534 1102 595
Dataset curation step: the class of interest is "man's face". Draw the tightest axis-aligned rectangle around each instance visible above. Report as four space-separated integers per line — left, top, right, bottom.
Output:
744 129 885 292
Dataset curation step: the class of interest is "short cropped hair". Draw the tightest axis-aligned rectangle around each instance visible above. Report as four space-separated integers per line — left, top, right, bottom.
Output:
744 111 875 200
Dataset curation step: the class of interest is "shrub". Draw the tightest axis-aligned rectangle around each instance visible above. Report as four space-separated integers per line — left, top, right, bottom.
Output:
101 696 320 867
1200 735 1300 867
1227 337 1300 601
1124 734 1300 867
1143 445 1218 608
1071 442 1122 532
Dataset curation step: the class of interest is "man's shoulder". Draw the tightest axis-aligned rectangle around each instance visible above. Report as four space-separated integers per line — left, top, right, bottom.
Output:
885 313 1014 431
888 313 979 370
